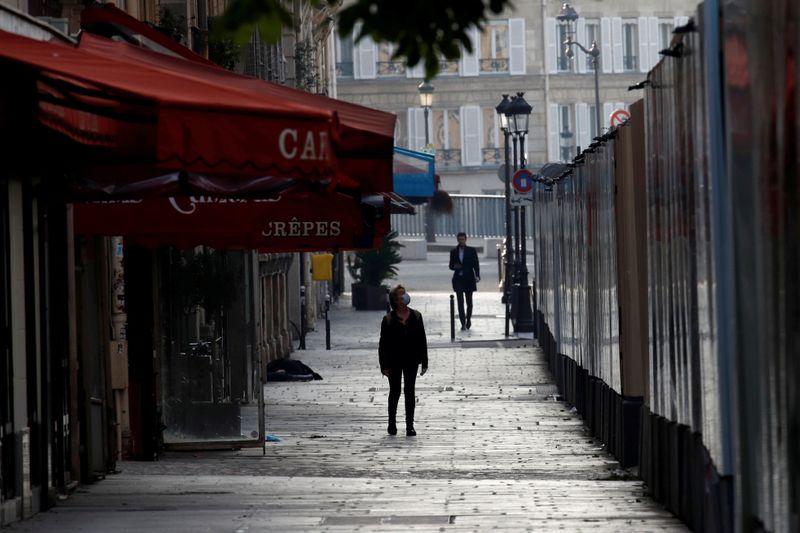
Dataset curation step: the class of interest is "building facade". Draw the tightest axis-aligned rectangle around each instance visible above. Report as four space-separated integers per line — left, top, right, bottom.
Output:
334 0 696 195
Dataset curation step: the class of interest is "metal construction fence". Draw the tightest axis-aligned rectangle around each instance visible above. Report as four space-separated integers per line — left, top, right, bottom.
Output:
391 194 533 239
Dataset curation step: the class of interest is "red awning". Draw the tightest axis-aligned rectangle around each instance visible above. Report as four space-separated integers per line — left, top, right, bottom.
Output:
0 29 341 197
79 4 396 193
72 188 389 251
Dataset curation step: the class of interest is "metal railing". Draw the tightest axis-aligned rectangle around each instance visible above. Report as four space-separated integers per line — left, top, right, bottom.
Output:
392 194 532 239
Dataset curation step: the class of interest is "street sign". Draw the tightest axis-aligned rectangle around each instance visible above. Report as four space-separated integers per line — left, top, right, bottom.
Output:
511 168 534 194
511 168 534 204
609 108 631 127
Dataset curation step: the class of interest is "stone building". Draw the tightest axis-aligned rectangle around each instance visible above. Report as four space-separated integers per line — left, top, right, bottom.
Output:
334 0 697 195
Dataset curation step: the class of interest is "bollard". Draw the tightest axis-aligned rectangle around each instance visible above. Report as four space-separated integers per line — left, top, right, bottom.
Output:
325 293 331 350
450 294 455 341
299 285 307 350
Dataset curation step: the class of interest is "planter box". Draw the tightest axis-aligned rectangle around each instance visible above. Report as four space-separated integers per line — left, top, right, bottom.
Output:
351 283 388 310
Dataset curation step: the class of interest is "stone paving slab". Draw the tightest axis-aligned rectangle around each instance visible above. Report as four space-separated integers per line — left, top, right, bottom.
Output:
8 290 687 532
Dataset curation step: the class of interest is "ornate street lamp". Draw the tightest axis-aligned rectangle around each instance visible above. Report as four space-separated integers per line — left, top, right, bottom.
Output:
495 94 513 337
418 81 436 242
417 81 434 145
508 92 534 333
557 3 602 136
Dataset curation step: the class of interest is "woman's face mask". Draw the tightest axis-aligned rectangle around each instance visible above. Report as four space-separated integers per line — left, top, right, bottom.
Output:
400 293 411 305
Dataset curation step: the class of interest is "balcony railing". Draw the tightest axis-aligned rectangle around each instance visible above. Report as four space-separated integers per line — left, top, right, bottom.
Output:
377 60 406 76
435 149 462 168
479 58 509 73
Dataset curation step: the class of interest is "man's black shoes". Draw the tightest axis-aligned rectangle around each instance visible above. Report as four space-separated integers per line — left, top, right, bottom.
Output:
466 318 471 330
406 428 416 437
388 422 397 435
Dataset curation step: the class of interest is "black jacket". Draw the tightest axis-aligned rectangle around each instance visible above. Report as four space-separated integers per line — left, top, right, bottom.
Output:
379 308 428 369
449 245 480 292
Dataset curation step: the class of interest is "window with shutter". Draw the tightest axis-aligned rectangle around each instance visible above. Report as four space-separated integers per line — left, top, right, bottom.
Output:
435 109 462 168
637 17 649 72
508 18 526 75
576 103 589 152
547 103 560 161
335 30 354 77
621 20 639 71
545 18 558 74
406 108 427 151
611 17 623 73
601 18 613 73
353 22 377 79
482 108 502 166
557 22 574 72
460 26 481 76
558 104 575 162
648 17 660 70
460 105 483 166
574 18 586 73
480 21 509 73
584 20 600 71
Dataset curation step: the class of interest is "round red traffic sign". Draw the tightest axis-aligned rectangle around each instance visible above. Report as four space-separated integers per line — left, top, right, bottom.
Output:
609 108 631 127
512 168 534 194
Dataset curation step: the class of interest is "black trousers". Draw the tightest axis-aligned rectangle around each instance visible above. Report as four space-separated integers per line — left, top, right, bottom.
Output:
454 289 474 326
387 364 418 426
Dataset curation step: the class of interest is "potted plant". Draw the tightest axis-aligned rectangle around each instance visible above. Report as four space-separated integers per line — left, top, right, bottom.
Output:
347 230 404 310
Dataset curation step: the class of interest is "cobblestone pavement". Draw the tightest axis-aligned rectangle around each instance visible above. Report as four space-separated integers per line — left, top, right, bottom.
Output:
9 259 687 532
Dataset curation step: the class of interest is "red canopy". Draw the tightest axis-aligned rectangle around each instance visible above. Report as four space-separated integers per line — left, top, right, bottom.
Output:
0 29 340 197
79 4 396 193
72 188 389 251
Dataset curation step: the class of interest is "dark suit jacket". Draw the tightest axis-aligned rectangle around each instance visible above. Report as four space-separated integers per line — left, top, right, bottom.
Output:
449 245 480 292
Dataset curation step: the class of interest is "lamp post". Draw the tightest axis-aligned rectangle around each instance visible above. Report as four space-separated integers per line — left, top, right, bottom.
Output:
495 94 512 337
508 92 534 333
557 3 602 136
418 81 436 243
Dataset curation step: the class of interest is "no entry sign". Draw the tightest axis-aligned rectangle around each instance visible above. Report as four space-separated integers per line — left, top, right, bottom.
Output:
609 108 631 127
512 168 534 194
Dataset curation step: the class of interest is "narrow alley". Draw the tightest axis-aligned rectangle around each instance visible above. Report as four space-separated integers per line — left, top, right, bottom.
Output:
8 252 686 532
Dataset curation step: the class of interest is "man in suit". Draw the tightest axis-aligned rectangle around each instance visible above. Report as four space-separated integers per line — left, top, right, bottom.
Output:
449 232 480 330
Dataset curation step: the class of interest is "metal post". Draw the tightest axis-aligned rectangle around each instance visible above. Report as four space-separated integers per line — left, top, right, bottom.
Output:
325 293 331 350
503 129 512 338
450 294 455 341
514 133 535 333
423 106 436 243
299 285 306 350
593 49 602 135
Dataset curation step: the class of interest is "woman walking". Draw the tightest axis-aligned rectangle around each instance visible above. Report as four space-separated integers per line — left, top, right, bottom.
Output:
379 285 428 436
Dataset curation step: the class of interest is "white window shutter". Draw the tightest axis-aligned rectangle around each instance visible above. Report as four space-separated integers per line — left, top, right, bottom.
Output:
460 26 481 77
353 22 377 79
637 17 649 72
648 17 659 71
407 108 426 151
603 102 614 131
674 16 689 28
406 62 425 78
460 105 483 166
600 18 612 73
575 103 589 152
611 17 623 73
545 18 558 74
576 18 587 74
547 103 560 161
352 22 362 78
509 18 526 75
